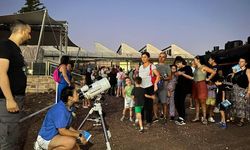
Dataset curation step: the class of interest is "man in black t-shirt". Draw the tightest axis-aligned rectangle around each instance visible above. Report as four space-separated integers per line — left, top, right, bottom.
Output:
0 21 31 150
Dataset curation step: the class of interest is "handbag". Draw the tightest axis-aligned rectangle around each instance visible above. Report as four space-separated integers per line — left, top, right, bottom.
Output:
149 64 156 84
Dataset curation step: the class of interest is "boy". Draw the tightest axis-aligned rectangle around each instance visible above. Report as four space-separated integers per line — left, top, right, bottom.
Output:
120 77 134 122
131 77 145 132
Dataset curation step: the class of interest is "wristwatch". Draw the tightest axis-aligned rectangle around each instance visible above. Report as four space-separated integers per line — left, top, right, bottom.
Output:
77 133 82 140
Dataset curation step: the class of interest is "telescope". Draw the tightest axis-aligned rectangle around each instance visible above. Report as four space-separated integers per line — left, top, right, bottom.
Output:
77 77 112 150
77 77 111 100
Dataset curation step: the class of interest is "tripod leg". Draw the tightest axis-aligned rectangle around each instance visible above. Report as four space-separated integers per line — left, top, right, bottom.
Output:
99 111 111 150
78 108 94 130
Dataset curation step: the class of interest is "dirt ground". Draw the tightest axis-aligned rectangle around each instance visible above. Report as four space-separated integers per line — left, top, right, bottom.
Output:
21 92 250 150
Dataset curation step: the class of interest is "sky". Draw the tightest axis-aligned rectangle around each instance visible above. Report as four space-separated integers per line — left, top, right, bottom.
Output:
0 0 250 55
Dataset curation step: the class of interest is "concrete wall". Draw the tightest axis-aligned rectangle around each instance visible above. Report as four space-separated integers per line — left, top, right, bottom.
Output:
26 75 56 93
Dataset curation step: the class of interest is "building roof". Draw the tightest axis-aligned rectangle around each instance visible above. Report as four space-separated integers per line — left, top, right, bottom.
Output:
117 43 141 58
162 44 194 59
94 42 118 57
139 44 161 58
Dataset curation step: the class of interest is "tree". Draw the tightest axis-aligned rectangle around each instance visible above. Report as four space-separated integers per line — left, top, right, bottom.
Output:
18 0 46 13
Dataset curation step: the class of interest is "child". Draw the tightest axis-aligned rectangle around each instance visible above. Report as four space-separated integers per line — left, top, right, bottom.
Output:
167 65 178 121
215 80 227 129
131 77 145 132
206 81 217 123
120 77 134 122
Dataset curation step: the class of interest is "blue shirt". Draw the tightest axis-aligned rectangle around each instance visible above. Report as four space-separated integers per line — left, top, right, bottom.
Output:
38 101 72 140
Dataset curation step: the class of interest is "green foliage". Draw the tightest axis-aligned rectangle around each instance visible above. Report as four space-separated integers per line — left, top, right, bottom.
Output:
18 0 46 13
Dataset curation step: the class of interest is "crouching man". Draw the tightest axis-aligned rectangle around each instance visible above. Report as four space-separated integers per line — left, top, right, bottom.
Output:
34 87 87 150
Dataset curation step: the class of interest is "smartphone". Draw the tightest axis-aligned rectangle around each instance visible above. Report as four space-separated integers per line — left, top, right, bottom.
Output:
232 64 241 73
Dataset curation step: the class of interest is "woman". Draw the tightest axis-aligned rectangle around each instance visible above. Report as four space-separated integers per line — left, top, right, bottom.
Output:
139 52 160 126
231 57 250 127
56 56 72 103
191 56 216 125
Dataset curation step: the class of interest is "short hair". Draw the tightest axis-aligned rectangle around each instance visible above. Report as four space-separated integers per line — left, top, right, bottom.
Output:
159 51 167 56
240 56 249 64
60 55 70 65
134 76 142 84
174 57 187 65
141 51 150 58
60 86 75 103
173 56 186 65
125 77 131 81
194 55 201 61
10 20 30 33
209 55 217 62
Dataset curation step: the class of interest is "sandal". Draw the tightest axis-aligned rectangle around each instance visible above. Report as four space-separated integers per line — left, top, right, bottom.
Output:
237 121 244 127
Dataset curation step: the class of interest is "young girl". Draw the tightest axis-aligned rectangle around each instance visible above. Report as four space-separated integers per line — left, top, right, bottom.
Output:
167 65 178 121
206 81 217 123
120 77 134 122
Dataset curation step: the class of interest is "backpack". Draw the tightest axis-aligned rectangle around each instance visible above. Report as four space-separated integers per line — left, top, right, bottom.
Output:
53 66 61 83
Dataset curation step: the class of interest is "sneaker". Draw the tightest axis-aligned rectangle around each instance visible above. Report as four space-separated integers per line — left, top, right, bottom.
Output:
139 128 144 133
34 141 43 150
213 107 220 113
191 117 200 122
129 117 133 122
107 130 112 138
201 117 208 125
120 116 125 122
189 106 195 110
219 122 227 129
208 117 215 123
175 118 186 126
152 118 159 123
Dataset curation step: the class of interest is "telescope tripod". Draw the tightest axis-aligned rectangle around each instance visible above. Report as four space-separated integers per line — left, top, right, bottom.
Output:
78 98 111 150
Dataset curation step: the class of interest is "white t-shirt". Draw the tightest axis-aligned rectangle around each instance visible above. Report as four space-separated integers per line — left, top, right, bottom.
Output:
139 64 156 88
116 71 125 81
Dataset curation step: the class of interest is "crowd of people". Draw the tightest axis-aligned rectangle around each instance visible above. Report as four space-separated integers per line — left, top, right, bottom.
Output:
67 50 250 133
111 52 250 132
55 51 250 134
